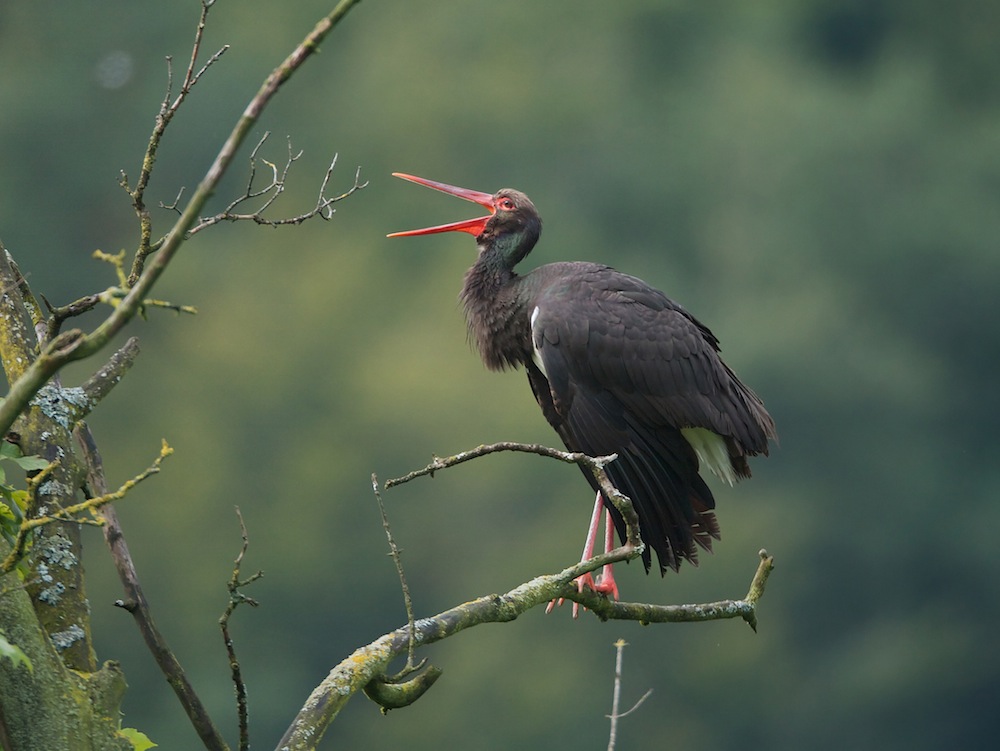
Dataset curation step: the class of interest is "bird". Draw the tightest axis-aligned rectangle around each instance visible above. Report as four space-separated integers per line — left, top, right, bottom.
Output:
388 172 776 610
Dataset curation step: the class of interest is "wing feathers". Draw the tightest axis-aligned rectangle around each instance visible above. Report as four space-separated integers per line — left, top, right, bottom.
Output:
527 263 775 574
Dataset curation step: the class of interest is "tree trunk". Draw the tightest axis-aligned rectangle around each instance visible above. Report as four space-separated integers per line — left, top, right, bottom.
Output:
0 248 131 749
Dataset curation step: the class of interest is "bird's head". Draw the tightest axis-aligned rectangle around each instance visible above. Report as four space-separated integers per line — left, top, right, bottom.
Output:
388 173 542 266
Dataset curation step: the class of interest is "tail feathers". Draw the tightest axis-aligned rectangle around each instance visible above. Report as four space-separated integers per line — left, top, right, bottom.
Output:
601 433 723 576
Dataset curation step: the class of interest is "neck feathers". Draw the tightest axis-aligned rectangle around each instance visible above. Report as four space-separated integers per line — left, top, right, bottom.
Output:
460 253 530 371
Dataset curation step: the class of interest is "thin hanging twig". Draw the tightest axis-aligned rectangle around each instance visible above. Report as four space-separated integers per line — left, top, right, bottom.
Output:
371 474 420 675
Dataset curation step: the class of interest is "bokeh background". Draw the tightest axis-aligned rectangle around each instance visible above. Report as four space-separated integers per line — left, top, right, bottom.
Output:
2 1 999 748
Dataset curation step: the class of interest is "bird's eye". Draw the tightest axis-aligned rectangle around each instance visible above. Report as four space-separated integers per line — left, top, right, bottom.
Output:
497 197 516 211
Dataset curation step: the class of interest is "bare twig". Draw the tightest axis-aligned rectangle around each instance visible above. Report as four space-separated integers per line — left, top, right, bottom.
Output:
181 1 228 94
371 474 419 674
385 441 644 555
171 133 367 237
124 0 230 285
219 506 263 751
608 639 625 749
365 475 442 714
606 639 652 751
384 441 615 487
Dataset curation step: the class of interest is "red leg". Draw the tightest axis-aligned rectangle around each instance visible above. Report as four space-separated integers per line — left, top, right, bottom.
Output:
593 509 619 600
547 493 620 618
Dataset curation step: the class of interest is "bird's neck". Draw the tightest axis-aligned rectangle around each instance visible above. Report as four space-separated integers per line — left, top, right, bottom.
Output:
461 249 532 372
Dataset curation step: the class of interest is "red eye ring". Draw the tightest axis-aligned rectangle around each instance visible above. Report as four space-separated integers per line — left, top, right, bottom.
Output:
497 197 516 211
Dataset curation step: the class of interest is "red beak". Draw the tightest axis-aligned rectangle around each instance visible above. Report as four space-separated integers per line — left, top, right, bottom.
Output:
387 173 495 238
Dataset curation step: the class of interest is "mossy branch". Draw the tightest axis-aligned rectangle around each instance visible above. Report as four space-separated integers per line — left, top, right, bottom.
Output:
278 550 773 749
277 443 774 750
1 441 172 574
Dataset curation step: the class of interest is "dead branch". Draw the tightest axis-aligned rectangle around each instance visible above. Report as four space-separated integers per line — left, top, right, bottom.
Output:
123 0 230 286
371 474 420 677
75 424 229 751
606 639 652 751
170 133 367 237
385 441 644 555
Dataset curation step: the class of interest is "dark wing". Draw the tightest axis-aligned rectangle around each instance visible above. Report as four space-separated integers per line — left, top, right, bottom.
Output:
526 264 775 574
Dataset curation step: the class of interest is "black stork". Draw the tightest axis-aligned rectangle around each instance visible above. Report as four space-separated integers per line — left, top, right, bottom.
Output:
389 173 776 612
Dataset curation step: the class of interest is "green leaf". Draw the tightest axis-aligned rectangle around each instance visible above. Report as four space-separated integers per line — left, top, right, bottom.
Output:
0 442 49 472
10 455 50 472
0 492 25 538
0 634 33 673
118 728 157 751
10 490 27 516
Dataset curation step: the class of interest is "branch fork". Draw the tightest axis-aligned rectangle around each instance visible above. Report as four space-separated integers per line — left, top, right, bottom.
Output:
270 442 776 748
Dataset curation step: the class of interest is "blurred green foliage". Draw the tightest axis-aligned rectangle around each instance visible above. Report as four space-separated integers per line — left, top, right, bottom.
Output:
2 1 998 748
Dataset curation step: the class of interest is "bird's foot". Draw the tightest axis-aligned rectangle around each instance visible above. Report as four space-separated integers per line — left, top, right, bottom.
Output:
593 562 619 600
545 565 620 619
545 497 621 618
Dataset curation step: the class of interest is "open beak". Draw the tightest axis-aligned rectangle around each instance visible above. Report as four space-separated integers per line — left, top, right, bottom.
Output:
387 173 495 237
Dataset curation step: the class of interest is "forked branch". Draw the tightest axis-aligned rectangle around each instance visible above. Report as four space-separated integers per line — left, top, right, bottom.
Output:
277 443 775 750
122 0 230 285
385 441 644 553
165 132 367 237
278 548 773 750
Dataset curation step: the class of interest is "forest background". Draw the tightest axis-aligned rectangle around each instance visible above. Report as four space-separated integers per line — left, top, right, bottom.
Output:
1 1 998 748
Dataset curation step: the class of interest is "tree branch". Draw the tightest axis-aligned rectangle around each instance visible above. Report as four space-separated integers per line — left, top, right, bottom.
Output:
172 134 367 237
0 0 366 440
1 1 366 745
1 441 171 575
219 507 263 751
74 424 230 751
123 0 229 285
371 474 420 676
385 441 644 555
606 639 652 751
278 443 774 749
277 550 773 750
571 549 774 628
